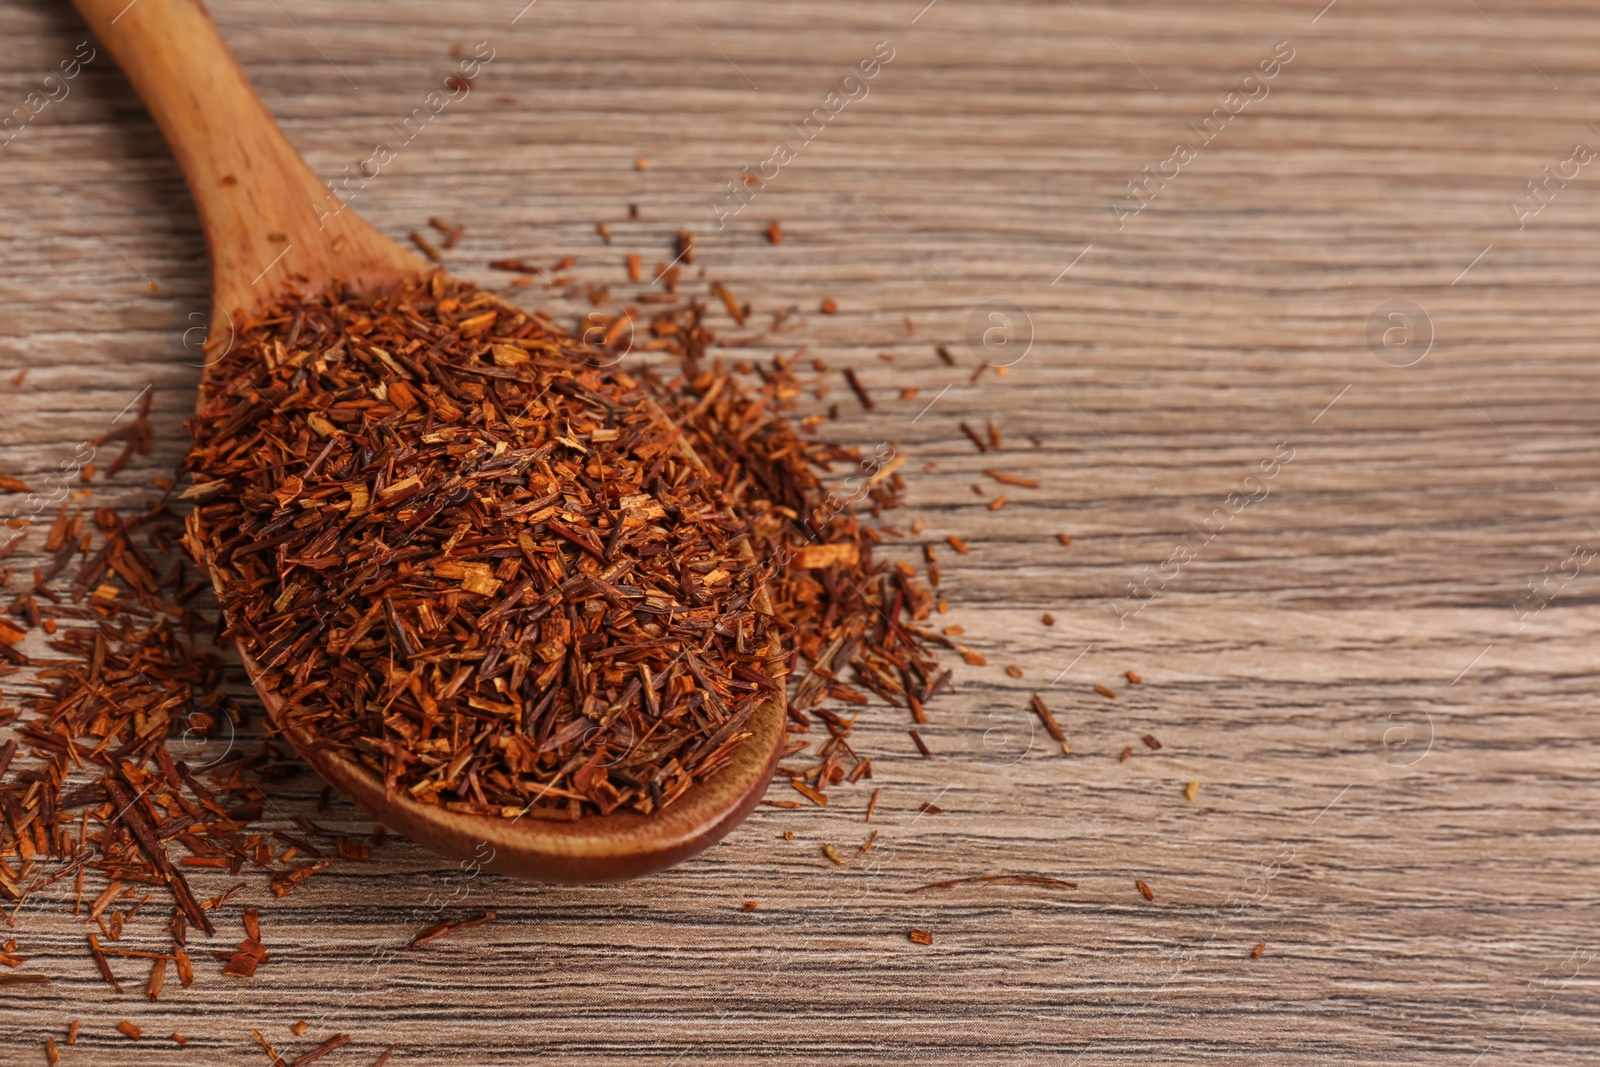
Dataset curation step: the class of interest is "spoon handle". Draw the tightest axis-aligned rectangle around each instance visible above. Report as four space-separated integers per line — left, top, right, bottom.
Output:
70 0 416 317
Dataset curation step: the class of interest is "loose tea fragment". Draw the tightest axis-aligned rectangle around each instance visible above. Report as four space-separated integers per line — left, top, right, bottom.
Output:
791 780 828 807
409 230 442 263
290 1032 351 1066
407 909 497 950
984 470 1037 488
146 957 166 1001
252 1028 285 1065
842 367 873 410
87 935 122 993
1029 693 1065 744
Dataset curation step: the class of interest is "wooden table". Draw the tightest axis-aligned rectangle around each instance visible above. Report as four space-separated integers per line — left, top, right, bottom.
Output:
3 0 1598 1062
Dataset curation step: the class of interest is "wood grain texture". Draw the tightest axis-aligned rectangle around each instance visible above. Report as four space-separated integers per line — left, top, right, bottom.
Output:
2 0 1599 1063
66 0 427 321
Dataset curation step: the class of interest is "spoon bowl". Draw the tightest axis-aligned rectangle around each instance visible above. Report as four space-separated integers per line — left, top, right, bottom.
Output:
73 0 786 881
241 637 784 882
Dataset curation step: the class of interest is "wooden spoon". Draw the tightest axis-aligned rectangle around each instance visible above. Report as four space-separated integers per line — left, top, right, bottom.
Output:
72 0 786 882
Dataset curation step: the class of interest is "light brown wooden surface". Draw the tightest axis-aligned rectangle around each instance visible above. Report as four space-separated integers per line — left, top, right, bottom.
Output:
66 0 427 321
3 0 1599 1063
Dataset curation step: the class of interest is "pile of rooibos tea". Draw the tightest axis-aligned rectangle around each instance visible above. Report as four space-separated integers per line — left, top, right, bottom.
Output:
183 274 782 820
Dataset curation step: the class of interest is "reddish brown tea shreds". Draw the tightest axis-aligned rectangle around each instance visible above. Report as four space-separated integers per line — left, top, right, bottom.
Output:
183 274 779 820
639 303 948 800
0 500 334 956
